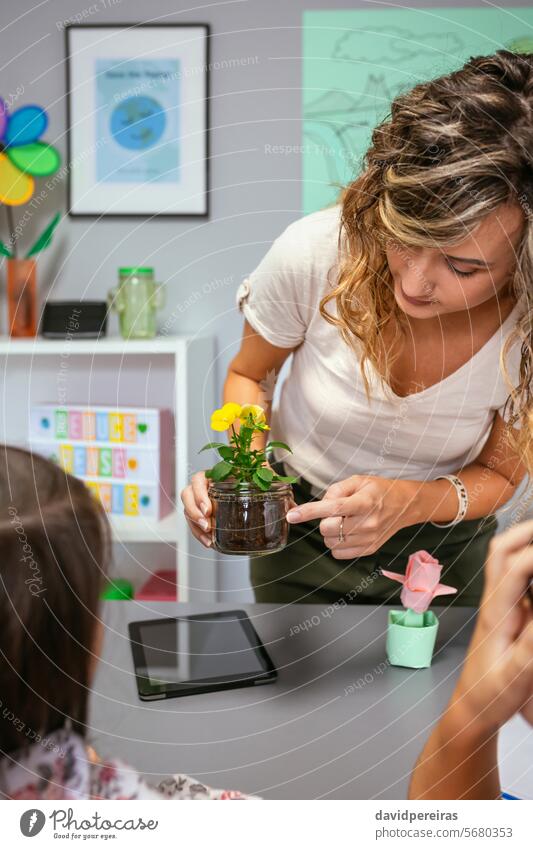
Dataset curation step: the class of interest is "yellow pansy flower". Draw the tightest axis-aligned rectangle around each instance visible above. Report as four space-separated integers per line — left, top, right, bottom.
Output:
239 404 269 428
210 402 242 431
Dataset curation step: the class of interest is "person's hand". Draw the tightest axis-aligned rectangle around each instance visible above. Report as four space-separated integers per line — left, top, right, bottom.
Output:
285 475 417 557
180 470 214 548
452 519 533 733
180 461 296 548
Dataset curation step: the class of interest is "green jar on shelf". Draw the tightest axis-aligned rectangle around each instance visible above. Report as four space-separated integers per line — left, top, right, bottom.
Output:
109 267 165 340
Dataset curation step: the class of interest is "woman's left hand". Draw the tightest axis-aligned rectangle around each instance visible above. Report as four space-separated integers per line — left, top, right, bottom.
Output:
286 475 418 557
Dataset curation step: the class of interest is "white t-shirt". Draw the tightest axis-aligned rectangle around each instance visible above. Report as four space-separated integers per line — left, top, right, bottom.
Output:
235 205 524 495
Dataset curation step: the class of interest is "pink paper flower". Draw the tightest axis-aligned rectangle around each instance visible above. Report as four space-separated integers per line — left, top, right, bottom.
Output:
382 550 457 613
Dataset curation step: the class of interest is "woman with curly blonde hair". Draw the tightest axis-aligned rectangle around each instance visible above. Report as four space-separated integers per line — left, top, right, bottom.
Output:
182 49 533 605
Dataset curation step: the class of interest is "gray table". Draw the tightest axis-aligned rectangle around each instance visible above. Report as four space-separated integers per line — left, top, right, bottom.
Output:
89 602 476 799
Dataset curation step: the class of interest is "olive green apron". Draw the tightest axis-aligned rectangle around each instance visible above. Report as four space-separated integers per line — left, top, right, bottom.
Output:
250 459 498 606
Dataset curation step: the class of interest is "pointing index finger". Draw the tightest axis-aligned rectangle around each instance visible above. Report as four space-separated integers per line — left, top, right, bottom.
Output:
287 497 349 523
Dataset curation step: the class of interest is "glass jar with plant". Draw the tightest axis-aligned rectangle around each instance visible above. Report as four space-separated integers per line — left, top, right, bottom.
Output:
199 402 298 555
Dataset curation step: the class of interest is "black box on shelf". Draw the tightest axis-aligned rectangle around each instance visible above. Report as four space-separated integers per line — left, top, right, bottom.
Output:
41 300 108 339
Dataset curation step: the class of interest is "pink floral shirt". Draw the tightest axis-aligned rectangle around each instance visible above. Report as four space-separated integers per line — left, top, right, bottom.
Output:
0 729 257 800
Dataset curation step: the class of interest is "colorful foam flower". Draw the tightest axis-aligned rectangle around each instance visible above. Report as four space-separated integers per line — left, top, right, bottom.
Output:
382 550 457 614
0 99 61 206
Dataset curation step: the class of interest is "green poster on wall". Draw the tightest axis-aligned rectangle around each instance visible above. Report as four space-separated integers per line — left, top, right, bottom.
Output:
302 7 533 214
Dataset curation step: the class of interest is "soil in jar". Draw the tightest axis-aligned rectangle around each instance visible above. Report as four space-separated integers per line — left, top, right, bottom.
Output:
210 482 291 555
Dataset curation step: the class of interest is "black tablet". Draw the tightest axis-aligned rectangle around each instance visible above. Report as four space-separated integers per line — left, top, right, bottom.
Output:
128 610 277 700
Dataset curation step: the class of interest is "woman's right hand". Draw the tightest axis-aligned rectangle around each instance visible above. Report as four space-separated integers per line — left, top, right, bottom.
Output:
180 471 213 548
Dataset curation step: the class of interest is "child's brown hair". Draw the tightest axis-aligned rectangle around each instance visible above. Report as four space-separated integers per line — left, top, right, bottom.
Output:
0 446 110 755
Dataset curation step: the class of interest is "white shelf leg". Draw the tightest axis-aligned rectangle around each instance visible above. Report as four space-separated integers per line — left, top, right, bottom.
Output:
175 337 218 602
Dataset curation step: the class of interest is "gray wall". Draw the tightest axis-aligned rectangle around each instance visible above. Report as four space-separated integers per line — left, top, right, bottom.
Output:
1 0 531 598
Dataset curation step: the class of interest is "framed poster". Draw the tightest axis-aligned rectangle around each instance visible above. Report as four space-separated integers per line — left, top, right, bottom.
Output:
66 23 209 217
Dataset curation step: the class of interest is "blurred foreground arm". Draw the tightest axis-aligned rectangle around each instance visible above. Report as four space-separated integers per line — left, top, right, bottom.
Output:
409 520 533 799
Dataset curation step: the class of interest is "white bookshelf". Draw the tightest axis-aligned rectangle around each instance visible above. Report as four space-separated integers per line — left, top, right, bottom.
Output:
0 337 191 355
0 334 217 602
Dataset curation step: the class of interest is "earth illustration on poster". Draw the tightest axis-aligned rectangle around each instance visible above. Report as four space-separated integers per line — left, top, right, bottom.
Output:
96 58 180 184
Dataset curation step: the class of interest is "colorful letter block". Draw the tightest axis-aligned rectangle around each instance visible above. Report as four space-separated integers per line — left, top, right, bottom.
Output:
29 405 174 519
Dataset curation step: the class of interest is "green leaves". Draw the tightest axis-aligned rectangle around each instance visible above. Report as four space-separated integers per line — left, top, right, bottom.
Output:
208 460 234 481
26 212 60 258
266 440 292 453
198 442 227 452
255 466 273 483
217 445 235 461
199 442 235 463
239 425 254 444
252 471 270 491
201 409 296 491
0 241 13 258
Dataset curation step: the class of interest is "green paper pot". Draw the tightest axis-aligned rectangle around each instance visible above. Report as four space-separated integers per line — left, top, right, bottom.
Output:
386 610 439 669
